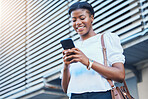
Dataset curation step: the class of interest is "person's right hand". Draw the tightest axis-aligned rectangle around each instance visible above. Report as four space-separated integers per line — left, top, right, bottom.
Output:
62 49 72 68
62 48 89 68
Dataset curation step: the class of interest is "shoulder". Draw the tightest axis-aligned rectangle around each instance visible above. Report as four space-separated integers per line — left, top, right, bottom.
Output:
104 32 120 40
103 32 125 65
102 32 122 50
103 32 121 44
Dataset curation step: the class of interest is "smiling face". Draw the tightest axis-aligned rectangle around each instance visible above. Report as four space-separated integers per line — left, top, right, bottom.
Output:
71 9 94 37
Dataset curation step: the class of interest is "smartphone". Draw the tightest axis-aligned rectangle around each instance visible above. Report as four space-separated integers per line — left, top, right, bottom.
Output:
60 38 75 50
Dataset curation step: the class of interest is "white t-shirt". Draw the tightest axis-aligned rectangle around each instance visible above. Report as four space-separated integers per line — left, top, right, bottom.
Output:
61 32 125 97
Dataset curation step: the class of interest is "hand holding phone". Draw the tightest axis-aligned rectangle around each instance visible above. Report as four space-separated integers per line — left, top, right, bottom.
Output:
60 38 75 61
60 38 88 66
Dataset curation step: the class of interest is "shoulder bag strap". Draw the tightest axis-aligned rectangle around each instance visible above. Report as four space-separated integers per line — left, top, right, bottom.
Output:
101 33 114 88
101 33 130 96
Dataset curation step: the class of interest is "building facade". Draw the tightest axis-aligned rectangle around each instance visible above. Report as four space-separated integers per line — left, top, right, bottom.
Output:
0 0 148 99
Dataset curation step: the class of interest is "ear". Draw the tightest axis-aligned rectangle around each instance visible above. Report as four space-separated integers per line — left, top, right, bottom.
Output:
90 15 94 23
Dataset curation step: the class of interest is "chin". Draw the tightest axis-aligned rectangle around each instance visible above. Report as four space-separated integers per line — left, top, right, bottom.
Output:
78 32 85 36
79 32 89 36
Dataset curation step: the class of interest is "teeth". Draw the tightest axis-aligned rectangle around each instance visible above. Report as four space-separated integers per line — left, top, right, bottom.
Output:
78 27 84 29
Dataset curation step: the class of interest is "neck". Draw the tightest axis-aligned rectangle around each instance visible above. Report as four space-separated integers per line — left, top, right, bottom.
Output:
80 30 97 41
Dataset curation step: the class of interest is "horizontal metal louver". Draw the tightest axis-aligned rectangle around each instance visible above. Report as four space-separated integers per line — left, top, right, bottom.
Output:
0 0 27 98
23 1 69 98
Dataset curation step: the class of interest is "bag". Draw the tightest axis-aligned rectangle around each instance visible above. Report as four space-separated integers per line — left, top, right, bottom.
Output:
101 34 134 99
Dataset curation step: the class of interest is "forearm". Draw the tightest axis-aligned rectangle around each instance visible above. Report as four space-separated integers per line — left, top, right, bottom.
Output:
91 61 125 83
61 65 70 93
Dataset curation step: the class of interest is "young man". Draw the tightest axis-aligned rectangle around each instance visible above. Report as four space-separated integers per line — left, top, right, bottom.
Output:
61 2 125 99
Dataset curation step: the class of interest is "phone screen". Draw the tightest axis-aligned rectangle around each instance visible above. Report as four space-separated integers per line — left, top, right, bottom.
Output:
60 38 75 50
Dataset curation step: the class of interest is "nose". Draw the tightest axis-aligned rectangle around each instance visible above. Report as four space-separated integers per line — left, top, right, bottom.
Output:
76 19 82 25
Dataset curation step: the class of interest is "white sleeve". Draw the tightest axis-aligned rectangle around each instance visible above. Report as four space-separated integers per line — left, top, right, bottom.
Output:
60 63 64 79
104 32 125 66
60 68 63 79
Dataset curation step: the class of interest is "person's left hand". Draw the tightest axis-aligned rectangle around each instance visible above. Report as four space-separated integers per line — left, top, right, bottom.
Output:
63 48 89 67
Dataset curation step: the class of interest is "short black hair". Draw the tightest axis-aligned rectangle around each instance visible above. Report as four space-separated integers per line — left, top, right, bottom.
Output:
68 1 94 17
